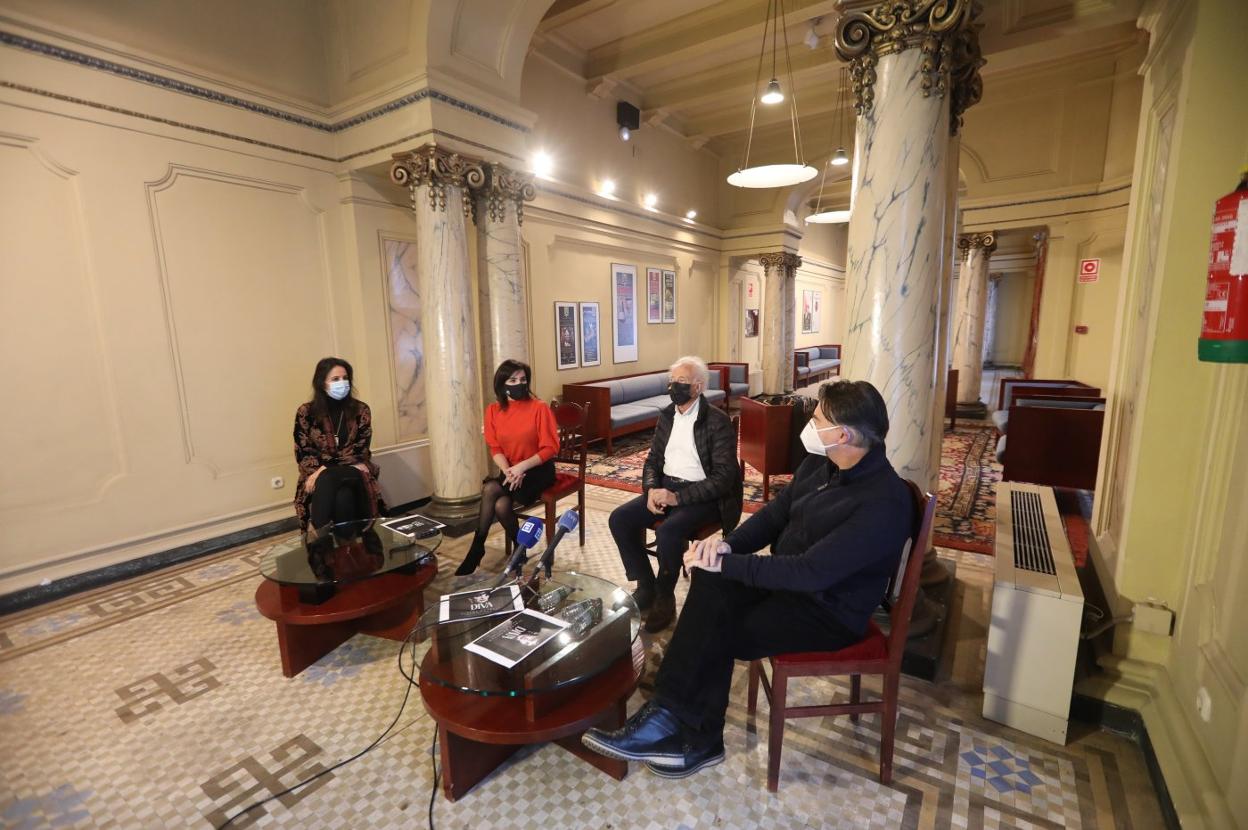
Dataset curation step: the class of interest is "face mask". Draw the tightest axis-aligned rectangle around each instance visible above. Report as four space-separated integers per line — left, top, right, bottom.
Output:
800 420 845 455
668 382 694 406
327 379 350 401
506 382 530 400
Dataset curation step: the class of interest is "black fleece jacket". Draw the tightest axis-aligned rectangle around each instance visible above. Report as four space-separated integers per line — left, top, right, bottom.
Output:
720 445 912 636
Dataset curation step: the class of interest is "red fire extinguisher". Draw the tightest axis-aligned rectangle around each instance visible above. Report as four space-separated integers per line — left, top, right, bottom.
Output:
1199 168 1248 362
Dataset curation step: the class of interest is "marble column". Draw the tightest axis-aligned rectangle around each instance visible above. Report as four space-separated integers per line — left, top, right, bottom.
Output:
784 269 797 392
476 163 536 393
391 146 488 518
835 0 985 489
951 232 996 415
982 273 1002 368
927 132 962 489
759 252 802 395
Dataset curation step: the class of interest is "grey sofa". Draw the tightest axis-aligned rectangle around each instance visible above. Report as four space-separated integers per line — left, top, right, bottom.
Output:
793 344 841 388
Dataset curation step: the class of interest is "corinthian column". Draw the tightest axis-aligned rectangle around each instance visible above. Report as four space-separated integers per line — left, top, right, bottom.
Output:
982 273 1002 367
759 252 802 395
836 0 984 490
391 146 488 519
951 232 997 416
476 163 537 391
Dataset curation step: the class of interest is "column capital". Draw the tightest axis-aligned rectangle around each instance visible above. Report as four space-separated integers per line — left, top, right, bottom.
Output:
390 144 486 219
958 231 996 255
478 162 538 226
834 0 986 133
758 252 803 272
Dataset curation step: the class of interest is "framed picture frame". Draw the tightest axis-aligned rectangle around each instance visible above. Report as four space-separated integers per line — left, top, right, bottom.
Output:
801 289 820 334
579 301 601 367
555 301 579 369
646 267 662 324
745 308 759 338
661 269 676 323
611 263 638 363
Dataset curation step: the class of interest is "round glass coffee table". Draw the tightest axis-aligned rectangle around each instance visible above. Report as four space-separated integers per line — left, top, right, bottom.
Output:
413 572 642 801
255 518 440 677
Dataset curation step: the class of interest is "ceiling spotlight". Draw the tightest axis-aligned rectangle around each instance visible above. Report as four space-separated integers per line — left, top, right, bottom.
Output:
599 179 616 197
804 20 820 50
643 193 658 210
532 151 554 179
760 77 784 105
830 147 849 166
617 101 640 143
685 209 697 220
618 125 631 141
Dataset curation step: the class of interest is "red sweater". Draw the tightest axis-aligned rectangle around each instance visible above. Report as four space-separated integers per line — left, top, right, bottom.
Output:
484 399 560 466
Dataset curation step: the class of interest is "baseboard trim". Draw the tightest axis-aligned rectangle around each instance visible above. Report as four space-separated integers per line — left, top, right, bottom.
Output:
1076 657 1236 830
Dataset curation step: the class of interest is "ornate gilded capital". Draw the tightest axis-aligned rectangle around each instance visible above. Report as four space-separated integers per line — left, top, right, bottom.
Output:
478 162 538 226
390 144 485 220
758 252 803 273
834 0 985 134
958 232 996 256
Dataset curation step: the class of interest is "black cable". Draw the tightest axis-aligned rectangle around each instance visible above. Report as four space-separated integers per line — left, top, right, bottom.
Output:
428 724 440 830
216 625 424 829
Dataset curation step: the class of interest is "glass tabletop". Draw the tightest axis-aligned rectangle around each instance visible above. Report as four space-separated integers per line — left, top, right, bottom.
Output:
259 518 442 587
413 571 640 696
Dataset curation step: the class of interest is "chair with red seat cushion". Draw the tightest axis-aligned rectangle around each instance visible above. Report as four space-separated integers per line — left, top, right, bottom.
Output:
506 401 590 556
746 479 935 790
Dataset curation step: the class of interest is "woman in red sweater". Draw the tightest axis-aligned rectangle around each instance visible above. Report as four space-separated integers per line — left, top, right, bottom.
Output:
456 359 561 575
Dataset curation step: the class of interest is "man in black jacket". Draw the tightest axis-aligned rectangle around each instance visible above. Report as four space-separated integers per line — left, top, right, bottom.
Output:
586 380 913 777
607 356 742 632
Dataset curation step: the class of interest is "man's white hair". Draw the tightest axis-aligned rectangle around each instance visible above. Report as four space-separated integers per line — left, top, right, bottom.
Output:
669 355 710 388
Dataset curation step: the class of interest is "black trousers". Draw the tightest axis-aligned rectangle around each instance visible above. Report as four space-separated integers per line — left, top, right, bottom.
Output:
654 569 859 738
608 481 720 594
308 465 372 531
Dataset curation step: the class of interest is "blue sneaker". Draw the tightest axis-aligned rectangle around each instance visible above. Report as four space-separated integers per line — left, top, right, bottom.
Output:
581 701 686 767
644 738 725 778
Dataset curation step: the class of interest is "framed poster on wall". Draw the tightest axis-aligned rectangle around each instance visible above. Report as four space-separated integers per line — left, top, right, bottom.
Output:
661 269 676 323
579 302 601 367
612 263 638 363
646 268 662 324
745 308 759 337
801 289 820 334
555 301 579 369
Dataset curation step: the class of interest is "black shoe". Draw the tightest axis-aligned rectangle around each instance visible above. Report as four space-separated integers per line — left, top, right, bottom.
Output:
631 582 656 612
581 701 686 767
644 738 726 779
454 538 487 576
643 592 676 633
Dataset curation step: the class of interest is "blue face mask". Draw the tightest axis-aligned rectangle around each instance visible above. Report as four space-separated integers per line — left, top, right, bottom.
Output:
327 379 350 401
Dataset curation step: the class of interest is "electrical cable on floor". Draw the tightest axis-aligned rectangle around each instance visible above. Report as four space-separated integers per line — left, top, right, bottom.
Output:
216 626 423 829
428 724 440 830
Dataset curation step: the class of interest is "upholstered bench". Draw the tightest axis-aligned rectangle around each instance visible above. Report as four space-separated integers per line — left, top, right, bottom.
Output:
793 344 841 389
562 367 729 453
999 394 1106 490
992 378 1099 433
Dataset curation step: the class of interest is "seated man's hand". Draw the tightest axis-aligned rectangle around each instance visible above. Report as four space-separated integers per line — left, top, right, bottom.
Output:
685 538 729 573
646 488 668 514
658 489 679 507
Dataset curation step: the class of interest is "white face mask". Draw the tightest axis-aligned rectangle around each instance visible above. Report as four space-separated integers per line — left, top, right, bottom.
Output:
800 420 845 455
327 379 350 401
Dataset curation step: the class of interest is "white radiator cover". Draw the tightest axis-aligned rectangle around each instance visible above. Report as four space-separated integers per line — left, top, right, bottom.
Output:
984 483 1085 744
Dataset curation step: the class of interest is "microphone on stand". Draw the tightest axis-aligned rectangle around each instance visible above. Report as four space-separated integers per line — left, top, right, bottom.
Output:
494 516 544 586
534 510 579 578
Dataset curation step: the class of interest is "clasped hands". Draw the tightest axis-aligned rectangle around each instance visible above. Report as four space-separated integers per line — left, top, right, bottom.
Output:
645 487 680 514
501 464 527 490
684 538 731 574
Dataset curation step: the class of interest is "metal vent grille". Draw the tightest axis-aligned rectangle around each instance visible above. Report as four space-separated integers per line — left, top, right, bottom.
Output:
1011 490 1056 575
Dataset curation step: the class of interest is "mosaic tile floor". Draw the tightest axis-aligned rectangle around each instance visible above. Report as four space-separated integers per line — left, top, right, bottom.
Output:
0 486 1166 829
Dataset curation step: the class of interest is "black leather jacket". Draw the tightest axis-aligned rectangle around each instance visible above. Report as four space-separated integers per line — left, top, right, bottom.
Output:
641 396 743 533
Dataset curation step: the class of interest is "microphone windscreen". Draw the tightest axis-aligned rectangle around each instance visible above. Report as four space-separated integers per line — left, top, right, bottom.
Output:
556 510 580 532
516 517 544 549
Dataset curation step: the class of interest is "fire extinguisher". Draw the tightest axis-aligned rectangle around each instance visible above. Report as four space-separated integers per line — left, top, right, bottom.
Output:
1199 167 1248 362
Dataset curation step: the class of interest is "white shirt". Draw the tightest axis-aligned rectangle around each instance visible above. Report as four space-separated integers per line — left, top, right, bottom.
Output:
662 397 707 483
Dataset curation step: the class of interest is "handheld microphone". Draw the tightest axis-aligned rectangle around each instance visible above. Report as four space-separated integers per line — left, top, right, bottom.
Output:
535 510 579 578
496 516 544 585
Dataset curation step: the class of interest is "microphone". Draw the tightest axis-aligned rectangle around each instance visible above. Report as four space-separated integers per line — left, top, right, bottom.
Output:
535 510 579 578
496 516 544 585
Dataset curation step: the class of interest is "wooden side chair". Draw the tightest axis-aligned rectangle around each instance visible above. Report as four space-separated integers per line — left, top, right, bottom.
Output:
746 480 936 790
506 401 590 555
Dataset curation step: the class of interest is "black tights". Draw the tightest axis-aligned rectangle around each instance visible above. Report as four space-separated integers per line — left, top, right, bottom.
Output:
308 465 371 531
475 479 519 546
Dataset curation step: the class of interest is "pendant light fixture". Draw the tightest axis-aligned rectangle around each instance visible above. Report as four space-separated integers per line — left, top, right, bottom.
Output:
727 0 817 189
806 67 853 224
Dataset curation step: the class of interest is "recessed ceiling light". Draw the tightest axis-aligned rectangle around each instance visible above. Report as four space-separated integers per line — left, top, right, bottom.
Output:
600 179 616 197
532 151 554 179
643 193 658 209
685 210 697 220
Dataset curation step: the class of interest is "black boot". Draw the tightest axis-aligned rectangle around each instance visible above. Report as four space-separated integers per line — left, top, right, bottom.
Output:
454 533 488 576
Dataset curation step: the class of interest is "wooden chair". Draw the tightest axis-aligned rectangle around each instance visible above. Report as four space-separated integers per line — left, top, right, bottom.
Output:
746 480 936 791
505 401 590 555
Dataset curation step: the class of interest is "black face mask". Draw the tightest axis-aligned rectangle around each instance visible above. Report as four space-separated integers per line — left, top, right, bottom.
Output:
506 382 530 400
668 382 694 406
